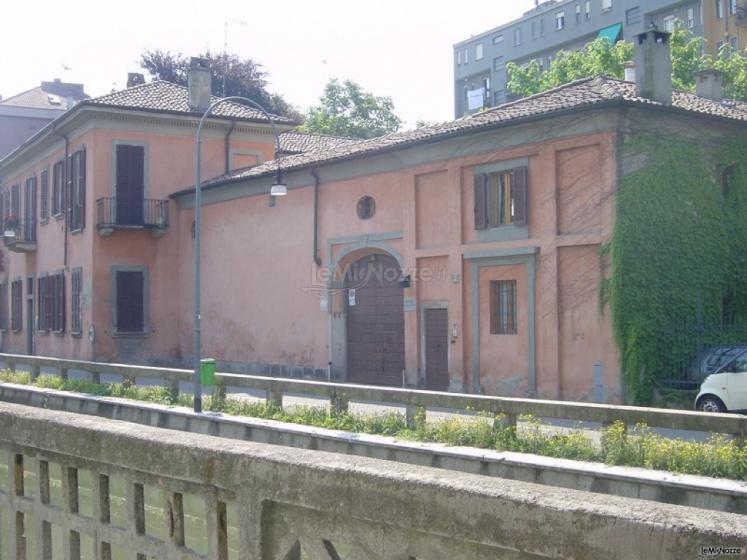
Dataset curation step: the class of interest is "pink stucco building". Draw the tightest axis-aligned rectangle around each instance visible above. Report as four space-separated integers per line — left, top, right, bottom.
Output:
1 38 745 403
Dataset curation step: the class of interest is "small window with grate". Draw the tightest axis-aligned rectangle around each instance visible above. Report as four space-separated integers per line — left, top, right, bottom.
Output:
490 280 517 335
357 196 376 220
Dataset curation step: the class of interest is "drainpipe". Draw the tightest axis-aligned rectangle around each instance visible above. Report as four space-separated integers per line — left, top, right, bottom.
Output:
223 121 235 174
51 121 70 266
310 168 322 266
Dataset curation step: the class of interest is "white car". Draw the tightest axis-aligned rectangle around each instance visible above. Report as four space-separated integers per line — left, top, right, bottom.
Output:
695 349 747 413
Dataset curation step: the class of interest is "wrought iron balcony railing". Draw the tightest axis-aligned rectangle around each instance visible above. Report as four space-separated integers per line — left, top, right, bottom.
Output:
3 218 36 252
96 198 169 233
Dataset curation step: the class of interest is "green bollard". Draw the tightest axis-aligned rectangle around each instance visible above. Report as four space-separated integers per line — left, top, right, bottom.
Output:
200 358 216 387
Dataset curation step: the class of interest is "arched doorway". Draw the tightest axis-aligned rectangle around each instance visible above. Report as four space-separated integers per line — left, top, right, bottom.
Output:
344 253 405 386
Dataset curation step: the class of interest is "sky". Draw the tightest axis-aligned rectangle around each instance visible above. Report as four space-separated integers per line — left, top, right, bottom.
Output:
0 0 537 128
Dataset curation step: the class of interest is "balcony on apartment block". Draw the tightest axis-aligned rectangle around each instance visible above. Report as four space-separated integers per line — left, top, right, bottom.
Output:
3 218 37 252
96 197 169 237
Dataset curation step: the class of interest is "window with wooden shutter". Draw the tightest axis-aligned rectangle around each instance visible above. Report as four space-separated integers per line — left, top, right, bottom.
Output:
10 280 22 332
474 166 529 229
9 184 20 225
37 276 46 331
52 161 64 216
490 280 517 335
40 169 49 222
0 283 7 331
45 276 54 331
71 268 82 334
474 173 488 230
511 166 527 226
69 148 86 231
52 271 65 333
115 270 145 333
24 176 37 242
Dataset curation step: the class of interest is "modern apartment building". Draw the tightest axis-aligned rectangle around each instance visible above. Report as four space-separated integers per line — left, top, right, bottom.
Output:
453 0 705 116
0 80 89 160
703 0 747 55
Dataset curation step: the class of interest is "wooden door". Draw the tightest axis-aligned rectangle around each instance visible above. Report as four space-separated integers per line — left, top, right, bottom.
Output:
424 308 449 391
345 254 404 386
116 145 145 225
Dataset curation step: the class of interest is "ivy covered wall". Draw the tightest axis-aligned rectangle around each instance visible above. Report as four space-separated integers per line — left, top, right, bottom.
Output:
605 132 747 404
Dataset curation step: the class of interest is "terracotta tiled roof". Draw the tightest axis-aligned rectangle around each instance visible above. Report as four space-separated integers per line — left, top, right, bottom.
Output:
194 76 746 191
84 80 295 124
278 131 362 154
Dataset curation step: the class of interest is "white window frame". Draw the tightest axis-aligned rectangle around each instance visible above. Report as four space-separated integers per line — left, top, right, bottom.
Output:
601 0 612 11
585 0 591 18
475 43 484 60
457 51 462 65
687 7 695 28
716 0 724 19
493 34 504 44
514 27 522 46
556 11 565 29
663 15 675 32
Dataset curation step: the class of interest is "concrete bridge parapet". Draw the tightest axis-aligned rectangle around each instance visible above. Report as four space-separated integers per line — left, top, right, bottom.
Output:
0 402 745 559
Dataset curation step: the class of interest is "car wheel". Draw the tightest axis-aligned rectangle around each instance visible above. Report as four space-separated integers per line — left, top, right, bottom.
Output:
698 395 726 413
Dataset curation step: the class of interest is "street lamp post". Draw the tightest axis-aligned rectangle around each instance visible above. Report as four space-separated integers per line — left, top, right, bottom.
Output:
193 97 287 413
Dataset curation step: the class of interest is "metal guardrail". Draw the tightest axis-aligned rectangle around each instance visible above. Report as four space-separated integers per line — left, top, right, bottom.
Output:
95 197 169 230
0 352 745 438
2 218 36 250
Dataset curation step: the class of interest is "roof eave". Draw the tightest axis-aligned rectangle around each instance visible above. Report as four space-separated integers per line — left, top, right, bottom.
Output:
171 99 628 199
171 98 747 200
82 101 298 126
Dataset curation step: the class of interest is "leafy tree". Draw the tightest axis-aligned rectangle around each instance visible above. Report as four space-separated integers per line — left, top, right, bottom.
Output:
507 38 633 97
507 23 747 100
708 45 747 100
299 79 402 139
139 50 301 120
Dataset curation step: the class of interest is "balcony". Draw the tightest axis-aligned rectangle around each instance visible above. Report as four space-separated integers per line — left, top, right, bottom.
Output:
3 218 36 252
737 3 747 27
96 198 169 237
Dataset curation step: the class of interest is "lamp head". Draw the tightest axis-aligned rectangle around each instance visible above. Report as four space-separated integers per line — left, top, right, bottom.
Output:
270 168 287 196
270 183 287 197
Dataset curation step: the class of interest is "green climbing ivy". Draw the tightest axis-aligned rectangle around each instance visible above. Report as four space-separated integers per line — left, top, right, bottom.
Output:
606 133 747 404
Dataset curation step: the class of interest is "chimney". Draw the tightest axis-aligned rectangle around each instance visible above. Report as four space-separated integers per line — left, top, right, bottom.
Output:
634 28 672 105
188 57 212 113
624 61 636 82
694 69 723 101
127 73 145 88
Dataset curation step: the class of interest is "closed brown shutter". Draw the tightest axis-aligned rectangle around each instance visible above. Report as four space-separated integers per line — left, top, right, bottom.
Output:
40 169 48 220
116 271 144 333
78 148 86 230
474 173 488 230
67 154 73 225
45 277 53 331
511 166 528 226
